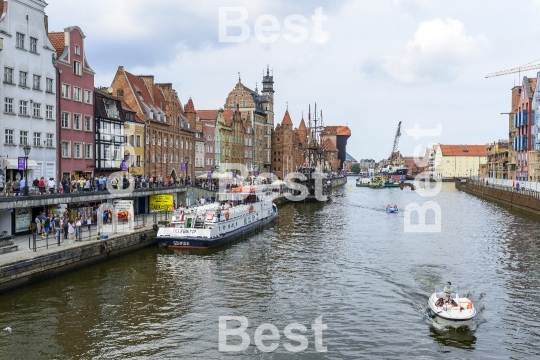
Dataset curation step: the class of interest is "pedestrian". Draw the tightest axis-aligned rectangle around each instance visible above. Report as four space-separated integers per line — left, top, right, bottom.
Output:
87 216 92 237
63 216 69 239
43 214 51 238
54 215 61 243
67 219 75 243
75 216 82 241
35 212 42 235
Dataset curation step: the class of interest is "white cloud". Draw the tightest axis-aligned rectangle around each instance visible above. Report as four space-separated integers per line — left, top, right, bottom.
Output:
379 18 487 83
533 0 540 11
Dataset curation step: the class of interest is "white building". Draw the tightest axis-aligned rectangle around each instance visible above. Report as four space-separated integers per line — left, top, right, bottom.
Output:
433 144 487 178
0 0 57 184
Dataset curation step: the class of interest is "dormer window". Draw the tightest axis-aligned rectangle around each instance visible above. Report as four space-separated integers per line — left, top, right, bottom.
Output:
74 45 80 55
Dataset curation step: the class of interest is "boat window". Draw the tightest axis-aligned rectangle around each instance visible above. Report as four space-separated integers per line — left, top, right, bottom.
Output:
186 218 193 228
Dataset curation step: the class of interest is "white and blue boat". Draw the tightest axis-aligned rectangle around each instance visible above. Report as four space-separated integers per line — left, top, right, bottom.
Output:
386 206 399 213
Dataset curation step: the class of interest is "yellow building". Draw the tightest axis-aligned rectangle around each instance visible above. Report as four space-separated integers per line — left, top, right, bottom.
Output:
216 109 232 166
123 103 145 176
434 144 487 178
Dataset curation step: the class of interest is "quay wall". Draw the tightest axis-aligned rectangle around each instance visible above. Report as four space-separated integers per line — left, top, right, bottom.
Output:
0 229 156 293
456 181 540 217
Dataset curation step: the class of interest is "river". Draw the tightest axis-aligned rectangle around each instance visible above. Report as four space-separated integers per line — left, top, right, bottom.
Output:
1 180 539 359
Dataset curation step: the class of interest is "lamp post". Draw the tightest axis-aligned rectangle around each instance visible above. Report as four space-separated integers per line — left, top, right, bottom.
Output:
23 145 31 196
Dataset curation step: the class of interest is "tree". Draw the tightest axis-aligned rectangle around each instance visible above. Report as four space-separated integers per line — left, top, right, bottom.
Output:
351 163 360 174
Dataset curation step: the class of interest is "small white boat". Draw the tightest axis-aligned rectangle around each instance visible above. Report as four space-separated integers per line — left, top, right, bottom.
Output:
385 206 398 213
428 284 476 328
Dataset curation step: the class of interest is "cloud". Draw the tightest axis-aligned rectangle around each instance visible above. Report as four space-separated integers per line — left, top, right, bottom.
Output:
365 18 487 83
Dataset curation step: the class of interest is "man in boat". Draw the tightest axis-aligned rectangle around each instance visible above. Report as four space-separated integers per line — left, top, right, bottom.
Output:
436 289 458 307
393 205 397 209
443 281 455 293
386 205 391 209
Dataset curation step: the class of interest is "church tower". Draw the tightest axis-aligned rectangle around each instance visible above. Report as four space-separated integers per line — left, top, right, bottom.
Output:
261 64 274 128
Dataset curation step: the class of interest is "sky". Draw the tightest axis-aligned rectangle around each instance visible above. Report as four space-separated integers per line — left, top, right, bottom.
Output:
45 0 540 161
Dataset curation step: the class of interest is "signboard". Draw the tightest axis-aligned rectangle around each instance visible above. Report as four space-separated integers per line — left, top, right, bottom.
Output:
181 162 186 171
15 208 31 232
121 160 128 171
207 172 212 179
18 157 26 171
113 200 133 220
149 194 174 212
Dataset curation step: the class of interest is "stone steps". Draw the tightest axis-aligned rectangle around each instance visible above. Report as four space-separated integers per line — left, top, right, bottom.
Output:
0 238 18 254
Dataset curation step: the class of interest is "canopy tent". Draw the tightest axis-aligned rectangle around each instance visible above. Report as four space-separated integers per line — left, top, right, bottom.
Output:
196 173 210 179
271 180 287 186
3 158 39 169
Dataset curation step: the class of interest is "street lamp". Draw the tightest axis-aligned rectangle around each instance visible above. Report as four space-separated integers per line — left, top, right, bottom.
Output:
23 145 31 196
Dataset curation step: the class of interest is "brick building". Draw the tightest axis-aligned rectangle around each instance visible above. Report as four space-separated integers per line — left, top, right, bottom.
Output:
110 67 195 181
320 126 351 171
271 110 308 179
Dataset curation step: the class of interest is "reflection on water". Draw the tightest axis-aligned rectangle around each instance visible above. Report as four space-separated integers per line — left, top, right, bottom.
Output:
1 181 540 358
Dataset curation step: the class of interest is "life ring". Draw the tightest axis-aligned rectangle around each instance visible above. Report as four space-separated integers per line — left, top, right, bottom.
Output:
249 205 254 213
225 212 230 220
180 214 185 221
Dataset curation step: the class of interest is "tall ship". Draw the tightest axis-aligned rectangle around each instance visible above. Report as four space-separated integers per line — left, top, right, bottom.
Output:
378 121 409 177
156 191 277 249
293 103 332 203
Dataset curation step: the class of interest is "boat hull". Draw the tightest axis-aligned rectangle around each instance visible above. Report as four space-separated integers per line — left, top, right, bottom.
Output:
386 208 399 213
427 294 476 328
384 183 400 188
356 183 370 187
157 211 277 250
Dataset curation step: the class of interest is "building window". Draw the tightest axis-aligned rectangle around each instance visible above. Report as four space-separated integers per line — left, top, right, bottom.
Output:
117 89 124 97
146 135 149 144
151 153 155 163
19 131 28 145
62 141 70 158
152 136 155 145
129 135 134 146
84 90 92 104
74 44 80 55
46 105 54 120
33 75 41 90
169 138 172 147
4 97 13 113
176 140 178 148
73 114 81 130
136 155 141 167
16 32 24 49
82 143 91 159
5 129 14 144
46 78 54 93
74 142 82 158
4 68 13 84
74 61 82 76
136 135 141 147
32 103 41 117
46 133 53 147
19 100 28 115
158 137 161 146
84 116 92 131
61 112 70 129
61 84 70 99
73 87 82 102
19 71 28 87
33 132 41 147
163 154 167 163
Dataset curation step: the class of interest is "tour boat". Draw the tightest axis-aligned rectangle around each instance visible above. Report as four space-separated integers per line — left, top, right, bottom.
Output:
356 178 371 187
427 284 476 328
385 206 398 213
156 198 278 249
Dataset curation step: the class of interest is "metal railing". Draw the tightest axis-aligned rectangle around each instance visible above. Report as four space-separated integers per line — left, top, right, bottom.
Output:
468 178 540 200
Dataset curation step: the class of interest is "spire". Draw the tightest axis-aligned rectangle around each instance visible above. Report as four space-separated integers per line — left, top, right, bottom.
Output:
298 118 307 131
282 110 293 125
255 82 258 93
238 72 241 83
286 101 288 110
185 97 195 113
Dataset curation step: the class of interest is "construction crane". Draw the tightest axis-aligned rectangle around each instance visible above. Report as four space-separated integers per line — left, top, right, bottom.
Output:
388 121 402 164
485 59 540 78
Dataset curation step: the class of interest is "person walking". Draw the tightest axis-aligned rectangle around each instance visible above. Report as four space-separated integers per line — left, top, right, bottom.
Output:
63 216 69 240
86 216 92 237
35 212 43 235
67 219 75 243
75 216 82 241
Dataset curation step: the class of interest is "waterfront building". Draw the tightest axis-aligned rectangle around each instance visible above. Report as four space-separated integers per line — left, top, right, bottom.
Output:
93 88 126 176
271 110 308 179
321 138 339 171
216 109 233 167
122 102 145 177
320 126 352 170
196 110 218 172
230 108 245 172
194 130 205 177
343 153 357 173
224 68 274 173
486 141 509 179
110 68 195 181
48 26 94 182
433 144 488 178
513 77 536 181
0 0 57 184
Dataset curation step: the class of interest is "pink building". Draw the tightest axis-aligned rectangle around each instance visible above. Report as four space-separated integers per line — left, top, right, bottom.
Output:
197 110 218 171
48 27 95 182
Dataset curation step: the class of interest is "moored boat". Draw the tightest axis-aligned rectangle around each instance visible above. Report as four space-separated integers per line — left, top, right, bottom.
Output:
157 197 277 249
427 284 476 328
356 178 371 187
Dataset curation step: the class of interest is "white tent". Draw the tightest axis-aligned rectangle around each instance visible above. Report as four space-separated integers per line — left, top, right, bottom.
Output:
272 180 286 186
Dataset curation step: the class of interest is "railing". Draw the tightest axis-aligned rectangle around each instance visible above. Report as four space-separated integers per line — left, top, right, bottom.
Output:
468 177 540 200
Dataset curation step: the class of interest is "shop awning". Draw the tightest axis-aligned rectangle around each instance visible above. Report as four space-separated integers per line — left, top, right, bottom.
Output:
3 158 39 170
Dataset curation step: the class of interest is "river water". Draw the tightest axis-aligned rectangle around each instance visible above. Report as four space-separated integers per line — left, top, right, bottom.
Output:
1 180 540 359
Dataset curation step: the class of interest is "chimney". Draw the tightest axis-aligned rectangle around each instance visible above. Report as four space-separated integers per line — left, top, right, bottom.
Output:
139 75 155 102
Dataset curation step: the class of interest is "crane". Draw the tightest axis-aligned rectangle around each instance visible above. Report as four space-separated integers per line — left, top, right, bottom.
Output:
389 121 402 164
485 59 540 78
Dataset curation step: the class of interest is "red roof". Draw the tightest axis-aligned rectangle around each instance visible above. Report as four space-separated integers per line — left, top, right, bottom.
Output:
122 70 166 119
47 32 64 58
321 139 338 152
197 110 219 121
321 126 351 136
298 118 307 131
439 145 486 156
282 110 293 125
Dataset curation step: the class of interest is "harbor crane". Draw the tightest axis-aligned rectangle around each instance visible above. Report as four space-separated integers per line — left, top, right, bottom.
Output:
388 121 402 164
485 59 540 78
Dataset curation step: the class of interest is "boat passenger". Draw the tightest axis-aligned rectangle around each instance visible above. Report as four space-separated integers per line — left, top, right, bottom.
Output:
393 205 397 209
436 290 458 307
386 205 391 209
443 281 455 293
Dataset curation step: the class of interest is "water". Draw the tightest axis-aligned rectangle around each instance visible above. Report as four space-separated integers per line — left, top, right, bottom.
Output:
1 180 540 359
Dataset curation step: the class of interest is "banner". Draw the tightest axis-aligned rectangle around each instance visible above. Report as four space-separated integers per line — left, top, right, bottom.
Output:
15 208 31 232
149 194 174 212
113 200 133 220
121 160 128 171
181 162 186 171
18 157 26 171
207 172 211 179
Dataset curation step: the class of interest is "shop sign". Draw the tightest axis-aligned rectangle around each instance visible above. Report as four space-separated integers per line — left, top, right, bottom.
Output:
149 194 174 212
15 208 31 232
113 200 134 220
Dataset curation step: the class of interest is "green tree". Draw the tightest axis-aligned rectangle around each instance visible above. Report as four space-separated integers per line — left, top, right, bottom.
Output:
351 163 360 174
